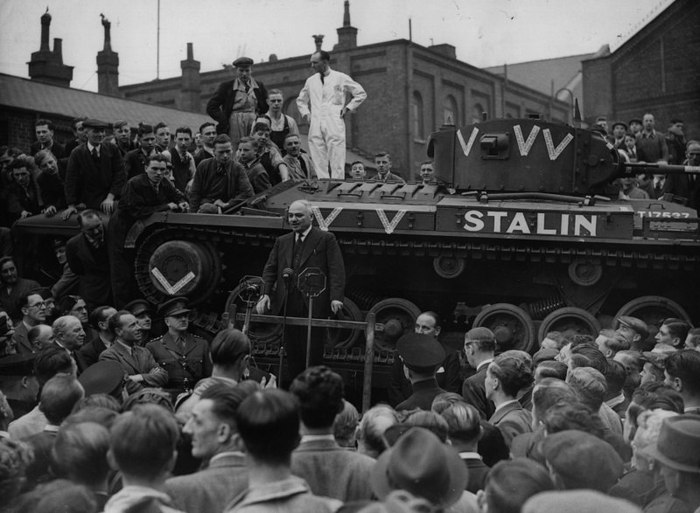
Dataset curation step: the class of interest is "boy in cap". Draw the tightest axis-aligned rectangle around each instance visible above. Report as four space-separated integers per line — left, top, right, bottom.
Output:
146 297 211 398
206 57 268 150
395 332 446 411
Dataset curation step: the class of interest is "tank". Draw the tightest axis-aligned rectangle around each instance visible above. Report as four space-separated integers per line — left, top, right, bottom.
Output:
13 118 700 396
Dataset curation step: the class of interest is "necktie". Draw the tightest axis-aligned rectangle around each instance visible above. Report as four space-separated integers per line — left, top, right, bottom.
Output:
91 147 99 165
654 180 662 195
179 337 186 353
298 156 308 177
293 234 304 268
319 73 325 85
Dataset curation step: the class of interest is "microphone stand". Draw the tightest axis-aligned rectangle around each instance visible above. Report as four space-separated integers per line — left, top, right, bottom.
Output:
279 269 293 385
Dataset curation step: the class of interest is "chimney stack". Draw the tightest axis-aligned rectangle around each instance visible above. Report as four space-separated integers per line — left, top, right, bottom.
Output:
335 0 358 50
313 34 325 52
28 8 73 87
180 42 201 112
96 14 120 96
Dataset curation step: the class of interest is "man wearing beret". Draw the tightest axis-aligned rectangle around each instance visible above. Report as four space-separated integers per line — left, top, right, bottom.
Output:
64 119 126 219
395 332 447 411
146 297 212 397
206 57 268 149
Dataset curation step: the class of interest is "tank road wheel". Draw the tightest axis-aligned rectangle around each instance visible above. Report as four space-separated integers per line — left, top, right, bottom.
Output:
473 304 537 353
613 296 693 331
367 298 421 353
537 307 601 342
568 258 603 287
224 278 282 346
327 297 363 349
137 238 222 306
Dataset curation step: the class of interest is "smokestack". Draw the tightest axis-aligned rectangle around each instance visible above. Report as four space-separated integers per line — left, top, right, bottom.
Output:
97 15 120 96
28 9 73 87
335 0 358 50
180 42 201 112
313 34 325 52
53 38 63 64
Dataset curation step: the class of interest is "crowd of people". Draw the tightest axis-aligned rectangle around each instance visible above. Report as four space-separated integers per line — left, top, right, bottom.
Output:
0 48 699 512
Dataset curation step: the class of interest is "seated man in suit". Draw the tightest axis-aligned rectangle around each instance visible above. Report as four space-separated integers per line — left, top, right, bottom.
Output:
99 310 168 395
10 292 48 356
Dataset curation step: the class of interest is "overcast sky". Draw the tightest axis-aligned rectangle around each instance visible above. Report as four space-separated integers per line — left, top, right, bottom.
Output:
0 0 673 92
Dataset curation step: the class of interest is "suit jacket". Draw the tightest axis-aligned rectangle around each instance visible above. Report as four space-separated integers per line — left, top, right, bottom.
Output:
0 278 41 322
206 79 269 135
189 159 254 212
462 456 490 493
79 334 109 368
65 232 112 309
11 321 34 356
371 171 406 184
64 142 125 208
462 363 495 419
166 452 248 513
488 401 533 447
261 226 345 319
290 438 375 502
396 377 446 412
283 153 317 181
123 148 151 180
99 340 168 391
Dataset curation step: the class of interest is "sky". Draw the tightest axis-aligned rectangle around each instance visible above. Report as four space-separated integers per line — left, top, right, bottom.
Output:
0 0 674 92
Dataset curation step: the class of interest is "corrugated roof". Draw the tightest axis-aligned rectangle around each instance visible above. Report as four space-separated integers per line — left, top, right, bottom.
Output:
0 73 210 128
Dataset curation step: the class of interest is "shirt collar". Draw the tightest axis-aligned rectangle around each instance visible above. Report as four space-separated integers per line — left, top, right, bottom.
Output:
298 225 312 240
87 141 100 154
476 358 494 371
116 339 133 355
493 399 520 413
300 434 335 443
458 451 482 460
208 450 245 465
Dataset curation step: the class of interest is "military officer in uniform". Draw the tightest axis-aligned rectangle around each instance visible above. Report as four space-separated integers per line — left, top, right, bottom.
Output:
146 297 212 398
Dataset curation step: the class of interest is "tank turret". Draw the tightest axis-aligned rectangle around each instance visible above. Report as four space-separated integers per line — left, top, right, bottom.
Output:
428 118 700 199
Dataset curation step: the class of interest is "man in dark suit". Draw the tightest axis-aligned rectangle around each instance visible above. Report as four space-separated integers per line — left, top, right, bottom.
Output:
52 314 89 374
30 119 66 161
462 327 497 419
99 310 168 395
79 305 117 367
206 57 268 148
10 291 48 356
65 210 112 310
395 333 447 411
63 118 125 219
257 199 345 381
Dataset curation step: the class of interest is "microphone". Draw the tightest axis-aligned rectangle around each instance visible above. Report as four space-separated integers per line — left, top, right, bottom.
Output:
282 268 294 282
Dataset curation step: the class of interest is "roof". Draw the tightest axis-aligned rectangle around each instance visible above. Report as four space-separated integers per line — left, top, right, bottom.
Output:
0 73 211 128
484 53 595 96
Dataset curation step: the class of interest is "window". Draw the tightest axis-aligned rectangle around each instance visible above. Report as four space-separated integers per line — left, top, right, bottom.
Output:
471 103 484 124
412 92 424 140
443 95 458 126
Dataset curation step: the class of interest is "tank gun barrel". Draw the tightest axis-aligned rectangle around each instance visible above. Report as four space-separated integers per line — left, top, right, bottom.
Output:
619 162 700 176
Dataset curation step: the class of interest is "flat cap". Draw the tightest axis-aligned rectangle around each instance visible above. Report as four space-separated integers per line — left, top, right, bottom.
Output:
533 347 559 365
542 429 623 492
396 333 445 371
82 118 111 129
611 121 628 131
617 316 648 338
124 299 154 317
78 361 124 396
233 56 254 67
158 296 191 318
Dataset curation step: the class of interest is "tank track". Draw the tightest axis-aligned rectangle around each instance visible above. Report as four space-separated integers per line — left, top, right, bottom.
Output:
134 224 699 305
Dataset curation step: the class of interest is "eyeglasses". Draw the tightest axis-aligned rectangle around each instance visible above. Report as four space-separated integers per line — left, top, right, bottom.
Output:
29 301 46 309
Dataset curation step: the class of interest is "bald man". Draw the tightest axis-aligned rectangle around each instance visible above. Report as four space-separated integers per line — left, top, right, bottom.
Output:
257 200 345 381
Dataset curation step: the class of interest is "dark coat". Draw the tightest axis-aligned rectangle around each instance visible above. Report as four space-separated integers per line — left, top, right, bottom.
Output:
189 159 254 212
462 363 495 419
65 232 112 309
395 377 446 412
206 79 269 135
0 277 41 322
78 334 109 368
261 226 345 320
388 349 462 407
99 341 168 392
123 148 151 180
64 142 125 209
462 457 490 494
11 321 34 356
488 401 533 447
146 331 212 392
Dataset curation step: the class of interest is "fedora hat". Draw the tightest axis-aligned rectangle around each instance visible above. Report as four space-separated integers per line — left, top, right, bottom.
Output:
372 427 468 508
645 415 700 474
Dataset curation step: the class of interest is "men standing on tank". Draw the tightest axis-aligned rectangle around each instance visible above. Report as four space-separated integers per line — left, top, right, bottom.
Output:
237 137 272 195
194 122 217 167
65 210 112 310
283 134 317 181
146 297 212 398
372 152 405 184
265 89 300 151
109 154 189 307
189 134 254 213
636 113 669 163
112 120 136 158
63 119 125 218
207 57 268 149
257 199 345 382
297 50 367 179
124 124 158 180
163 127 196 193
251 121 290 185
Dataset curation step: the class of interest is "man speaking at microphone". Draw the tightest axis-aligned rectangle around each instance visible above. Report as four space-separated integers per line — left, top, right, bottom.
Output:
257 199 345 384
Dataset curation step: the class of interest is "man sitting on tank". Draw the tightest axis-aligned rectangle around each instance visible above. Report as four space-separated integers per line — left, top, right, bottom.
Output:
189 134 254 214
